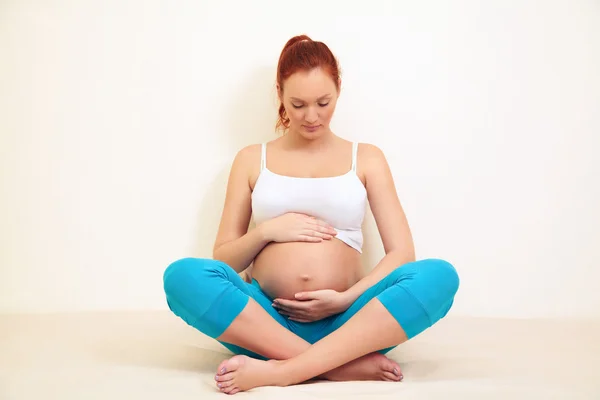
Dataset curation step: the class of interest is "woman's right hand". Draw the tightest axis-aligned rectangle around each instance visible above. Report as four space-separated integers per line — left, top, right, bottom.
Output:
259 213 338 243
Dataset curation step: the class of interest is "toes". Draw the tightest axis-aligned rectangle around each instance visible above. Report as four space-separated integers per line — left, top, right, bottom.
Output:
383 359 403 377
226 387 241 395
392 367 403 381
215 372 235 382
381 358 403 382
217 355 244 375
383 371 399 381
222 384 239 395
217 379 236 390
216 360 228 375
383 370 404 381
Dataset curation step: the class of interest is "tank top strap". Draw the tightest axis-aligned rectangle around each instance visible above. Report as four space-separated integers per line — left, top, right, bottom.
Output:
351 142 359 171
261 143 267 171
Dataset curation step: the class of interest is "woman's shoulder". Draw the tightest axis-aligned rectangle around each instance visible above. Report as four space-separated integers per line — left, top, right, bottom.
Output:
230 142 268 178
234 138 283 162
356 142 387 161
235 143 262 159
354 142 391 178
236 137 280 155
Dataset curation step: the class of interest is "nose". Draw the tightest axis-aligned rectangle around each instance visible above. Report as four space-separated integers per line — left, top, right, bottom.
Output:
305 107 318 124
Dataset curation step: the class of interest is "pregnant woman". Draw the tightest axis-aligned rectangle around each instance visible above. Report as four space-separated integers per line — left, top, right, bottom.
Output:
163 34 460 395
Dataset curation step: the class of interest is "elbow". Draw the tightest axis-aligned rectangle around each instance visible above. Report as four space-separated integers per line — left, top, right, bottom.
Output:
212 236 232 259
212 243 226 263
211 243 243 272
212 249 226 264
387 246 415 264
401 251 416 264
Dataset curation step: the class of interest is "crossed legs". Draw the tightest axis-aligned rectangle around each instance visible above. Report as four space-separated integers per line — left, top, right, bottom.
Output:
163 257 459 394
216 297 404 388
163 258 404 387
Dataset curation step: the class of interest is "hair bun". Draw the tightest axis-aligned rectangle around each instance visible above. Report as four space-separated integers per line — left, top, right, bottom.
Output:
282 34 312 53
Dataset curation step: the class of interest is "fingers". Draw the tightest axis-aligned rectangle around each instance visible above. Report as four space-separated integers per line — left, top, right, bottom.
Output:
272 298 311 312
272 298 321 322
292 214 337 240
298 234 323 242
277 309 314 322
276 306 309 317
294 290 320 300
308 230 335 240
303 215 337 236
272 299 317 323
298 231 330 242
311 220 337 236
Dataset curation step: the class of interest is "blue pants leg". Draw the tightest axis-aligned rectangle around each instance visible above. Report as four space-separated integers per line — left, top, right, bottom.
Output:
325 258 460 352
163 257 459 358
163 257 289 359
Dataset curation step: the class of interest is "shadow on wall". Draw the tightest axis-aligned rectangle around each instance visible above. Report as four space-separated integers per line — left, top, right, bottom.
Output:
193 66 278 258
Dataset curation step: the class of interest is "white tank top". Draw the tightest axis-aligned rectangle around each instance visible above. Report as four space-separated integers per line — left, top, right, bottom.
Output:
251 142 367 253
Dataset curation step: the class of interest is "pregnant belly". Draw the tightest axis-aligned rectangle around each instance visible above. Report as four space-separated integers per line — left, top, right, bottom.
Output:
251 238 363 301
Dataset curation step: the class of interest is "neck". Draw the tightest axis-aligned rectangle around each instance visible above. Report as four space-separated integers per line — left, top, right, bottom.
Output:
283 129 336 152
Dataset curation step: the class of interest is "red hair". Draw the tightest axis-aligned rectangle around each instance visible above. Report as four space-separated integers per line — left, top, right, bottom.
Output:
275 35 341 132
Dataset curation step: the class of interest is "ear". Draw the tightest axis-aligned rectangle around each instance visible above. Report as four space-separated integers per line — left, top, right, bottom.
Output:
337 78 342 97
276 83 283 101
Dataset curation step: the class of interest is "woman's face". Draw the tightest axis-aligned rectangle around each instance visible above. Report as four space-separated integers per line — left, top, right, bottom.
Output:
279 67 340 139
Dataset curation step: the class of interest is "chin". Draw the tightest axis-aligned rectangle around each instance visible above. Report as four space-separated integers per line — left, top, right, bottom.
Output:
294 125 328 139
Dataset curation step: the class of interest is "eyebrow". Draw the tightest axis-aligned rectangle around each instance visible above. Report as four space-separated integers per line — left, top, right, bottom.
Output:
290 94 332 102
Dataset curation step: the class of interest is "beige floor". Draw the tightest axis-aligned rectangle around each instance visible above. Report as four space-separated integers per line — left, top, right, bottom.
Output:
1 312 598 399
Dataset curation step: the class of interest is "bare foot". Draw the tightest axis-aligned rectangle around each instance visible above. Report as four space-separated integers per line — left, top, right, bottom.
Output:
214 355 284 395
323 352 403 382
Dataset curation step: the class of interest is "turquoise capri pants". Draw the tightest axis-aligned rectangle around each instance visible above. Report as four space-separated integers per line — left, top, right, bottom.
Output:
163 258 460 360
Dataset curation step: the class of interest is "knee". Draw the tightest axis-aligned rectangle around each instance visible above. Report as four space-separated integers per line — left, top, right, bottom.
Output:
400 258 460 298
163 257 221 297
163 257 197 295
421 258 460 297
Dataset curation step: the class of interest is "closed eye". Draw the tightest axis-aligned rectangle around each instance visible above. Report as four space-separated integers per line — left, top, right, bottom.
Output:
293 103 329 109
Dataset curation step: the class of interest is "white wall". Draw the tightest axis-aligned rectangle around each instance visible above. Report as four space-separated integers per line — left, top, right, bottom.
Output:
1 0 599 318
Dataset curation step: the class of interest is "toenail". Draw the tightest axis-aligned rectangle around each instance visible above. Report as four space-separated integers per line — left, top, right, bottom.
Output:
220 367 226 374
217 383 221 388
393 368 398 375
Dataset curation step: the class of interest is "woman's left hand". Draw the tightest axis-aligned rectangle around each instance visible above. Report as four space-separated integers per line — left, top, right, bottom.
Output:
272 290 351 322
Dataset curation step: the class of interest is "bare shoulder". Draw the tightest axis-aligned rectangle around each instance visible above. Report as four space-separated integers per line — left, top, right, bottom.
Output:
356 142 389 176
233 143 261 164
357 142 386 159
231 143 261 172
231 143 262 188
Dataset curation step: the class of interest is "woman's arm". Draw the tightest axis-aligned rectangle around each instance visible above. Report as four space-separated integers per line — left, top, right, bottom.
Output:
212 145 269 273
343 143 416 305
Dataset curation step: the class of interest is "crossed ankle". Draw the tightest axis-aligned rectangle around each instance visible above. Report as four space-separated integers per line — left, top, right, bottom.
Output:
267 360 297 386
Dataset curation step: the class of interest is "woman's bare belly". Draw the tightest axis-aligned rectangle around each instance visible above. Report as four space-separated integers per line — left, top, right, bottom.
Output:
251 238 364 300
